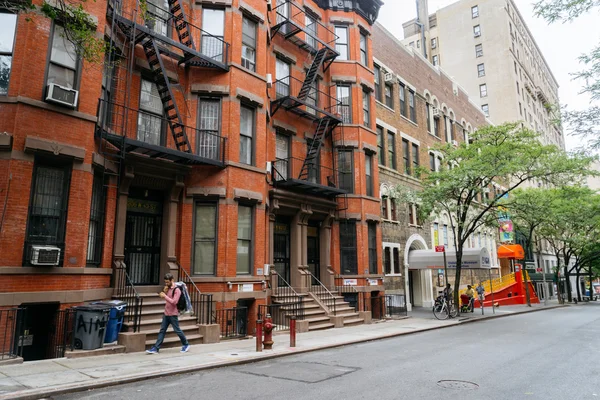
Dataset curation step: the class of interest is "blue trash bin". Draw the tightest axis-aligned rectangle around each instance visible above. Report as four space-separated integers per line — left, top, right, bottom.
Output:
91 300 127 343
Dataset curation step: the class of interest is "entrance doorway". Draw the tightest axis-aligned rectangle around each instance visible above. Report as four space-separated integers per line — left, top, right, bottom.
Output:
307 225 320 285
124 188 163 285
274 217 291 283
408 270 415 306
18 303 59 361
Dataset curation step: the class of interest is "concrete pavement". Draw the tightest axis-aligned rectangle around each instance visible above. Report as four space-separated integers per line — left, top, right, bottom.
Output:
0 301 565 400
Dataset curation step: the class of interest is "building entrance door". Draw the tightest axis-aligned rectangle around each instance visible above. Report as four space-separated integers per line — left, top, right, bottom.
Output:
273 217 291 283
124 189 163 285
307 225 320 285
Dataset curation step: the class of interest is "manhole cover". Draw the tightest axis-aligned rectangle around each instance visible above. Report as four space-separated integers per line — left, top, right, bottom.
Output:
437 380 479 390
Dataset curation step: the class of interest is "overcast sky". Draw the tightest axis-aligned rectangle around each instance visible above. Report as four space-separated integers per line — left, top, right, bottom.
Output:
377 0 600 151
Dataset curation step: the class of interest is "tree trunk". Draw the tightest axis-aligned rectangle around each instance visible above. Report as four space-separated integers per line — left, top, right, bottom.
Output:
555 254 563 304
454 250 463 313
564 265 572 303
575 267 581 302
589 263 594 300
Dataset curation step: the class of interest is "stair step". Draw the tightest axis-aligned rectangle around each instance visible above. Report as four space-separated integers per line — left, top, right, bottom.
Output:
145 334 203 349
304 316 330 323
342 318 364 327
308 322 334 331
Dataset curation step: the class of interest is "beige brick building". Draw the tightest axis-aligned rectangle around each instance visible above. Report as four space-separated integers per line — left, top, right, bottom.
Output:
402 0 565 150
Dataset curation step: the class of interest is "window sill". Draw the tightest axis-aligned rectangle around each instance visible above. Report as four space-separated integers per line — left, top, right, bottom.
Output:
225 161 267 174
428 133 442 141
376 100 395 113
382 218 400 224
400 114 418 127
408 224 423 228
230 63 268 82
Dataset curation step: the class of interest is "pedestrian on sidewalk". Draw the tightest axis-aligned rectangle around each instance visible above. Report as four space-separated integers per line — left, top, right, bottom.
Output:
476 282 485 304
146 273 190 354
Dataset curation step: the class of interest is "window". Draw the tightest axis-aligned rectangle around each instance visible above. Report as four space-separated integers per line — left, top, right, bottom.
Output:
443 224 448 247
138 79 163 146
275 58 290 97
473 25 481 37
306 138 320 183
408 204 414 225
381 196 388 218
362 90 370 128
433 222 439 246
384 247 391 274
374 65 382 102
475 44 483 57
431 37 437 49
87 171 107 266
335 26 349 60
365 153 373 196
0 11 17 95
399 84 407 117
305 14 317 49
477 63 485 77
408 90 416 123
519 102 523 116
240 105 254 165
429 153 436 171
479 83 487 97
360 31 368 66
402 139 410 175
384 83 393 108
376 126 384 165
482 104 489 117
472 5 479 18
47 25 79 90
337 85 351 123
412 143 419 176
339 220 357 274
368 222 377 274
193 202 217 275
516 82 520 94
409 41 414 47
432 55 439 66
393 248 401 274
387 132 396 170
197 98 221 159
275 131 289 179
514 61 518 74
390 199 397 221
237 205 253 275
241 17 257 71
25 160 72 265
426 103 431 133
202 8 225 62
338 149 354 192
146 0 169 36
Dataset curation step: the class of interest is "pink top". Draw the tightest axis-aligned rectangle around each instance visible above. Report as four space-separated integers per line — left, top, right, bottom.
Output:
164 285 181 316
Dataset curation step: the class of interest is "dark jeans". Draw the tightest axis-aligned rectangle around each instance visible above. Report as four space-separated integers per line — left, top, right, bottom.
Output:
154 315 188 349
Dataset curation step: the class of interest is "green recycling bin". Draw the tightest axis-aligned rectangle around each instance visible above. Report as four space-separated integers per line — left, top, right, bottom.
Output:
73 305 110 350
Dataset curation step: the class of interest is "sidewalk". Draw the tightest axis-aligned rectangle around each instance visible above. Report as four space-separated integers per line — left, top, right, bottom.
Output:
0 302 565 400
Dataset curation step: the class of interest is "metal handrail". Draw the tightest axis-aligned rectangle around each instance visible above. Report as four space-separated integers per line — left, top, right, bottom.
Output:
178 265 214 325
271 156 342 187
306 270 337 315
114 261 143 332
273 270 301 298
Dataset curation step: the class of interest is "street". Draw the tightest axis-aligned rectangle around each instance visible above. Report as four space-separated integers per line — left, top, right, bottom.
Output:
58 304 600 400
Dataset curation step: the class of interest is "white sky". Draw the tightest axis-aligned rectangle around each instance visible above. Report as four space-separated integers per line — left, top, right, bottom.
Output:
377 0 600 151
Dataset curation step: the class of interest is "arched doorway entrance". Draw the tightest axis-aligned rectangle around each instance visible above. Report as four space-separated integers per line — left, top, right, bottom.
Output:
404 234 433 310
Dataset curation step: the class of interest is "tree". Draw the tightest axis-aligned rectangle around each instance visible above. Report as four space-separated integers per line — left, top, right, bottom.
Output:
394 123 593 308
2 0 110 64
534 0 600 148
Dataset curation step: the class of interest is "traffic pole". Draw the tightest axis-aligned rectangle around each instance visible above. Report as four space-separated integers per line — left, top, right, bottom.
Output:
290 316 296 347
256 319 263 352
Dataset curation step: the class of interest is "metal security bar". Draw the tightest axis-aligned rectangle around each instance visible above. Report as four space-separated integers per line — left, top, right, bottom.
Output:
0 308 25 361
113 261 143 332
258 297 305 332
215 307 248 339
177 265 214 325
48 308 75 359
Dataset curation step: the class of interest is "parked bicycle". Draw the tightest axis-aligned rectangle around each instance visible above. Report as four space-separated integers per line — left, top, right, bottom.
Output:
433 295 458 320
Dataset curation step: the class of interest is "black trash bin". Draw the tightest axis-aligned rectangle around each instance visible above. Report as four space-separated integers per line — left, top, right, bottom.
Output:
91 300 127 343
73 305 110 350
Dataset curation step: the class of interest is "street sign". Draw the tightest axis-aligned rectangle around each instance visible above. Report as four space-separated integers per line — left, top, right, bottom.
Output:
536 267 542 273
435 245 445 253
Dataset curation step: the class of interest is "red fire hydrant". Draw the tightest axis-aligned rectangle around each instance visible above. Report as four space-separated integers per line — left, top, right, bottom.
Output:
263 313 274 350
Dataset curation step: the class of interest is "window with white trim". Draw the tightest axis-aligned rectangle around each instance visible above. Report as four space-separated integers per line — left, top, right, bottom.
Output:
0 11 17 95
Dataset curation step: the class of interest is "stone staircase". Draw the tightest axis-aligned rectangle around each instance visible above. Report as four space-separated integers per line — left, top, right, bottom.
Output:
115 286 204 350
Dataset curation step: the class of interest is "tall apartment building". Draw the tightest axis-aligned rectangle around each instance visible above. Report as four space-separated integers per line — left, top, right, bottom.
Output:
372 23 499 310
402 0 565 150
0 0 383 361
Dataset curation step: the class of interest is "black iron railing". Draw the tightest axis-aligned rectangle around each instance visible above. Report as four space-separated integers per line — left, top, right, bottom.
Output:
177 265 214 325
97 100 227 164
258 297 305 332
307 270 337 315
272 270 301 300
385 294 408 318
113 261 143 332
215 307 248 339
272 156 345 188
0 308 25 361
48 308 76 359
273 75 342 119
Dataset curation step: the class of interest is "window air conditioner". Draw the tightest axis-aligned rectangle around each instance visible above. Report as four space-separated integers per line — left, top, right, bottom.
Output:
452 140 459 146
46 83 79 108
31 246 61 266
384 73 394 82
432 107 440 118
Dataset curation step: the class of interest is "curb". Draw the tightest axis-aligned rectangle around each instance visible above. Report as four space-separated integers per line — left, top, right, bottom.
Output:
1 305 566 400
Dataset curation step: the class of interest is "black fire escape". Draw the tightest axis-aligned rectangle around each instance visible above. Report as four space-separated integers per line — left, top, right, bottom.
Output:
97 0 229 168
269 0 345 197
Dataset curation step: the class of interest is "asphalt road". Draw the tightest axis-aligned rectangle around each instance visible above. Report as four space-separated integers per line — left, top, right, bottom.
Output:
58 304 600 400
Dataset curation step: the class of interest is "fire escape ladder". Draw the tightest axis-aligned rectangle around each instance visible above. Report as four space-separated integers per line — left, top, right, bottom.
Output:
297 47 328 101
142 38 192 153
298 117 335 180
168 0 196 50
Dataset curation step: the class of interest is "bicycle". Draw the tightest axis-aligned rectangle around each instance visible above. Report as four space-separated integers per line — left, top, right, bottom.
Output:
433 295 458 320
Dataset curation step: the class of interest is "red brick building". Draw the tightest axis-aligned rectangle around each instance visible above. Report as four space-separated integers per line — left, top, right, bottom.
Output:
0 0 383 360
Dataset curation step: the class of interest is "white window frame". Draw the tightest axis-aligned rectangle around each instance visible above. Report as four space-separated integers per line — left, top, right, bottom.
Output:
383 242 402 276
